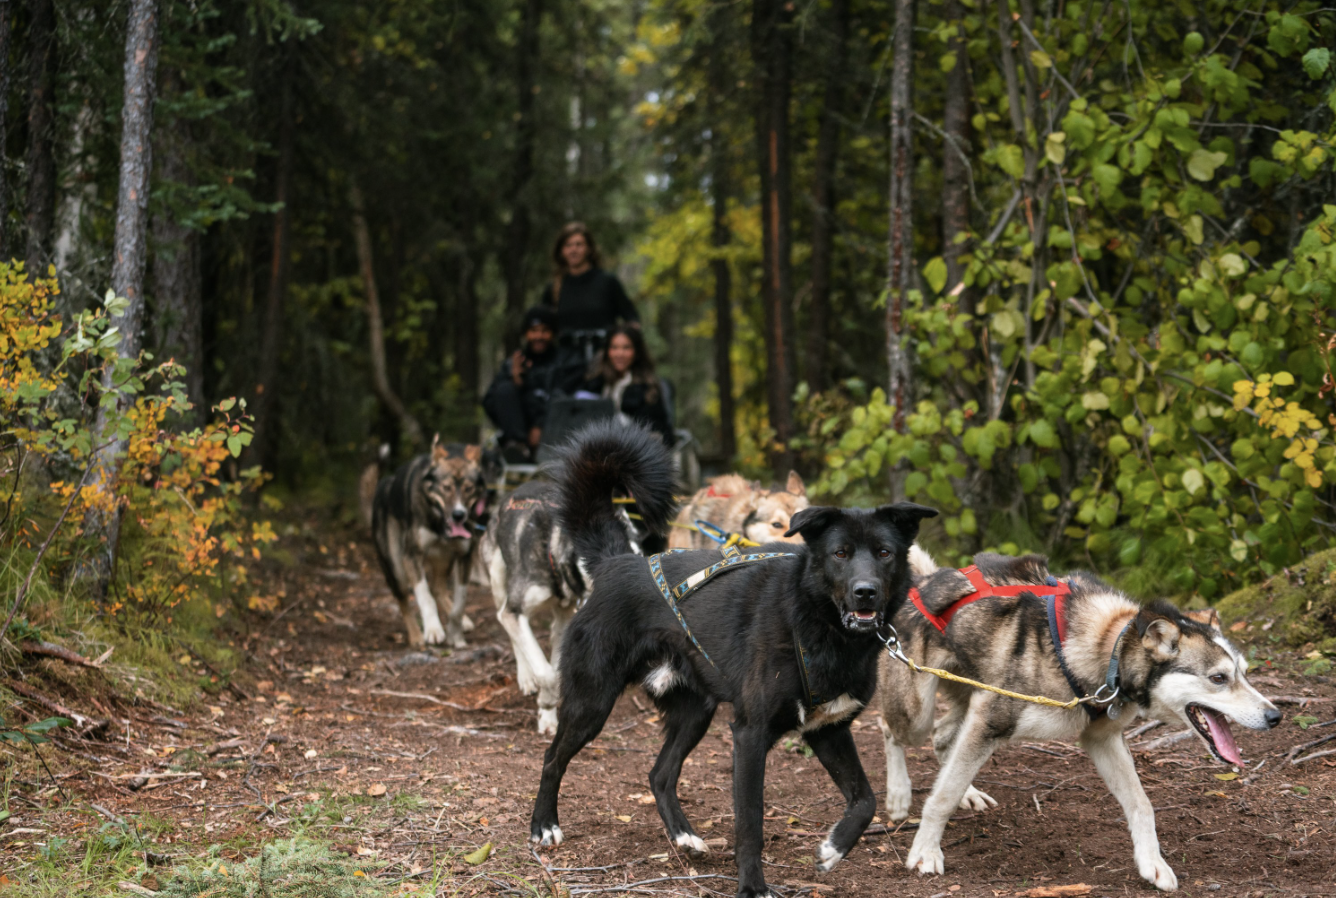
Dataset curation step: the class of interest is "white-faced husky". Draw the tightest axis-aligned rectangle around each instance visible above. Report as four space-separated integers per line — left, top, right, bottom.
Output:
878 548 1281 892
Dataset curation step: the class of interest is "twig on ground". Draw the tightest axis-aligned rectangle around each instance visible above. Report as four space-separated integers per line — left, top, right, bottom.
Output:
7 681 108 736
369 688 529 714
1134 729 1193 752
17 641 103 668
1287 731 1336 765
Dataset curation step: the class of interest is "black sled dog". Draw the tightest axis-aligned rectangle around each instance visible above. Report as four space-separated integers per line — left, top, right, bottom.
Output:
529 420 937 898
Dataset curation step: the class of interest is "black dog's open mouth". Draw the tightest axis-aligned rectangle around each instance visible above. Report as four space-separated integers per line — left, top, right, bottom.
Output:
842 610 879 631
1187 703 1243 766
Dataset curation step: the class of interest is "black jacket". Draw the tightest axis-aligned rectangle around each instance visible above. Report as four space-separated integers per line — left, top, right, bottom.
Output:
485 346 562 426
582 375 673 444
541 268 639 333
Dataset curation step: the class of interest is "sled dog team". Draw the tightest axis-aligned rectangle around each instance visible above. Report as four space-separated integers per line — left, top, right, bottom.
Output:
369 423 1280 897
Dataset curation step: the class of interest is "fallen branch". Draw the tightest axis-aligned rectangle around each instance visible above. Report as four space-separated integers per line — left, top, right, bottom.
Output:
1267 695 1333 706
1291 748 1336 766
203 737 247 756
1287 731 1336 765
7 681 109 736
19 641 103 668
369 688 526 714
1134 729 1193 752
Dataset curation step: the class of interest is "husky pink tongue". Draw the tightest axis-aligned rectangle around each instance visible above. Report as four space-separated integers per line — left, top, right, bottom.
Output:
448 521 473 539
1202 707 1243 765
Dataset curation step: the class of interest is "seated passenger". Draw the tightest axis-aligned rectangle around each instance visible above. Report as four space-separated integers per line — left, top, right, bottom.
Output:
577 325 673 444
483 307 561 463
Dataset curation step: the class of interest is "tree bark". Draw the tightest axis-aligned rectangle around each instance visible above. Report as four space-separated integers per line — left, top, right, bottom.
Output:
150 116 204 425
350 182 423 449
250 74 295 468
941 0 971 311
0 1 11 258
81 0 161 600
453 249 481 406
805 0 850 395
751 0 797 476
24 0 58 276
502 0 543 348
709 6 736 463
886 0 916 432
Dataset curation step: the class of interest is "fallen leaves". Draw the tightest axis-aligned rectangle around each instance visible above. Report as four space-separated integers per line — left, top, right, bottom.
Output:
463 842 493 864
366 783 387 797
1016 885 1092 897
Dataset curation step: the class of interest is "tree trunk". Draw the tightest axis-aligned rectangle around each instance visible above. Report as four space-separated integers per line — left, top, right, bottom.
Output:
886 0 915 432
350 182 423 449
81 0 161 600
250 74 294 468
0 2 11 258
150 108 204 425
941 0 971 311
709 7 736 463
24 0 58 276
751 0 797 476
453 250 481 408
805 0 849 395
502 0 543 348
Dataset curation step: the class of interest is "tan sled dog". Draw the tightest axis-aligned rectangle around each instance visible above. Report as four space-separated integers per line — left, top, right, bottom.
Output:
878 548 1280 891
666 471 809 550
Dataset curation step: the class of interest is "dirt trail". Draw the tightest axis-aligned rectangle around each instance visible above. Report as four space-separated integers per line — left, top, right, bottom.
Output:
6 538 1336 897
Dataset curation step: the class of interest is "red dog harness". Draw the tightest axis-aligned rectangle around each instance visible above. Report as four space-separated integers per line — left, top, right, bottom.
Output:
909 565 1073 635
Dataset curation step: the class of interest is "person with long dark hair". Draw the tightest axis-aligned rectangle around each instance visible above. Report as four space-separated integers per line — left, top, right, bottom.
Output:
578 325 673 443
541 222 639 343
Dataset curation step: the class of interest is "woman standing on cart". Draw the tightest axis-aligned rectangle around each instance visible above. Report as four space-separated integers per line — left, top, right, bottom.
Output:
541 222 639 362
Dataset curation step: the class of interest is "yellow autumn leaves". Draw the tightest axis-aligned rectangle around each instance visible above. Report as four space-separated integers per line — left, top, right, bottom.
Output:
1233 372 1325 488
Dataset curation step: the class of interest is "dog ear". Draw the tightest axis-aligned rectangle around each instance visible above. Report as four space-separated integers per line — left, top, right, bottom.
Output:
785 470 806 496
1183 608 1222 633
874 503 939 542
431 434 447 460
784 506 842 540
464 444 483 463
1141 617 1181 661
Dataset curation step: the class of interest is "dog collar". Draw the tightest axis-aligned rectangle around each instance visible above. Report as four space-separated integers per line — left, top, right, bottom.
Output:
1048 595 1132 720
909 565 1071 633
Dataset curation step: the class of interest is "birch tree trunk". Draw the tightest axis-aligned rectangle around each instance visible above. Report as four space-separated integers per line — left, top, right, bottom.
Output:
805 0 850 394
24 0 58 276
941 0 971 310
752 0 797 476
81 0 160 600
350 182 423 449
886 0 916 432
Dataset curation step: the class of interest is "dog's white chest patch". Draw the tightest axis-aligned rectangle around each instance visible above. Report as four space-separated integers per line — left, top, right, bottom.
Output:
415 526 438 550
643 663 683 697
799 693 863 732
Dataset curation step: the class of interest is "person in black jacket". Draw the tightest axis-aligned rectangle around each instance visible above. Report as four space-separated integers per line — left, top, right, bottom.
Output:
578 325 673 444
483 307 563 462
541 222 639 357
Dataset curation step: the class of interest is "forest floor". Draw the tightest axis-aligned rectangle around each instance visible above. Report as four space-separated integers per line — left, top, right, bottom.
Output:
4 515 1336 898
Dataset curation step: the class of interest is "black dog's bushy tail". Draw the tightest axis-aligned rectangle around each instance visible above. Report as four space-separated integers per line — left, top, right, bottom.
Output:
553 420 677 567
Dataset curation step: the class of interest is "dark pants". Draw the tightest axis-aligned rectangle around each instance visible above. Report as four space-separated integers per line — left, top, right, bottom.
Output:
483 379 531 444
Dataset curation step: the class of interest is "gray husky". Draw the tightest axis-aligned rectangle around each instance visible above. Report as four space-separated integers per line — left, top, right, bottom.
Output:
371 441 488 649
878 547 1280 891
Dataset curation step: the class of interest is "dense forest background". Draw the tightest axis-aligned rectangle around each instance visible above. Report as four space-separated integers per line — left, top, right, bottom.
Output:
3 0 1336 615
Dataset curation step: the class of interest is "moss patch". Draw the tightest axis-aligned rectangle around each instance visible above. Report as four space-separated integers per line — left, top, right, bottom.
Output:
1215 547 1336 654
158 838 388 898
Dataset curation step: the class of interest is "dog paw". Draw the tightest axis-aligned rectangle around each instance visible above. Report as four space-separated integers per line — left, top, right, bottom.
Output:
450 632 468 650
461 613 475 632
422 623 447 645
672 832 708 858
815 837 846 873
516 670 540 696
905 840 945 876
537 708 558 736
1137 853 1178 891
531 824 563 847
959 785 998 812
886 786 913 822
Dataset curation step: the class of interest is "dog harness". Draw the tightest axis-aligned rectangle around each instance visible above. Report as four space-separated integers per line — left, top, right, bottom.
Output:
908 566 1125 718
648 542 795 669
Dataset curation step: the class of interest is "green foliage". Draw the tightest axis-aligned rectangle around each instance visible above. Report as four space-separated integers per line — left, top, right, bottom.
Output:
157 838 388 898
802 1 1336 597
0 717 72 745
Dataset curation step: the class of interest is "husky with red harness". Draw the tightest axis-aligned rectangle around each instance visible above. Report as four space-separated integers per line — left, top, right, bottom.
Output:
878 547 1281 892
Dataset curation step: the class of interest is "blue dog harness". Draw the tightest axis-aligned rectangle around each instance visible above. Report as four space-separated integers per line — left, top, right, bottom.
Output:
647 539 794 670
